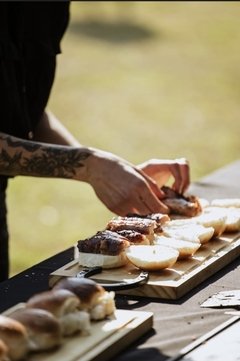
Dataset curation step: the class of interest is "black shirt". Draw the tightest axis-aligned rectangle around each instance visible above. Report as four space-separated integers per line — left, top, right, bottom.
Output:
0 1 70 139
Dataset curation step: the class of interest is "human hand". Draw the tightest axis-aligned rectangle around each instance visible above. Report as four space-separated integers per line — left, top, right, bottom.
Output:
137 158 190 194
85 149 169 216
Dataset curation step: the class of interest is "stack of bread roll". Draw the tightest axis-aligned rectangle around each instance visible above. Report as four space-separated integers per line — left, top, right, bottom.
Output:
77 197 240 272
0 278 116 360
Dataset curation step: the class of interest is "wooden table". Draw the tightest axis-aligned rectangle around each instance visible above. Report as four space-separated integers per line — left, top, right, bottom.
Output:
0 160 240 361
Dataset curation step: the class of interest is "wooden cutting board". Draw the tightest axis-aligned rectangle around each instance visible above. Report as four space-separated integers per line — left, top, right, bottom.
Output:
49 231 240 300
3 304 153 361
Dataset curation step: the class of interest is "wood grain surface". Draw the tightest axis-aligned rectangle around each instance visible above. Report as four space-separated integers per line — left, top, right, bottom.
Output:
49 232 240 300
3 305 153 361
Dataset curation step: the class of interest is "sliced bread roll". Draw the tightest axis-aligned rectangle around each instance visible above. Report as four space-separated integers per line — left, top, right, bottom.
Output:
195 208 227 237
78 251 128 269
211 198 240 208
0 315 29 361
162 222 214 244
154 235 201 259
53 278 116 321
203 206 240 233
26 289 91 336
125 245 179 271
9 308 62 352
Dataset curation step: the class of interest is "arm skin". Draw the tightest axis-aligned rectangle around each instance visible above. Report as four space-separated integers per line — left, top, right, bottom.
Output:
0 111 190 216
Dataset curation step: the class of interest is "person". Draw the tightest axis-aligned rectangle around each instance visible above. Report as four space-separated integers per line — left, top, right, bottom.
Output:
0 2 190 281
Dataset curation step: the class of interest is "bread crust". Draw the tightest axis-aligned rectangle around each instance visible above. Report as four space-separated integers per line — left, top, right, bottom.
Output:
0 315 29 361
9 308 62 352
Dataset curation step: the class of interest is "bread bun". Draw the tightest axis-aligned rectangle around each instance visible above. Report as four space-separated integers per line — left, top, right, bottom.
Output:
78 250 128 269
211 198 240 208
125 245 179 271
53 277 104 309
53 277 115 321
195 208 227 237
162 222 214 244
0 339 9 361
198 198 210 209
0 315 29 361
9 308 61 352
204 206 240 233
154 235 201 258
224 208 240 232
26 289 90 336
26 289 80 318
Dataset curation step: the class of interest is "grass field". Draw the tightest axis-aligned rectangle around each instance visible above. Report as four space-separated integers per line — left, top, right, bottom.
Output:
7 1 240 276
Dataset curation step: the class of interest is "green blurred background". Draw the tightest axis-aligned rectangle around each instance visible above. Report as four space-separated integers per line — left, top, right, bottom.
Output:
8 1 240 276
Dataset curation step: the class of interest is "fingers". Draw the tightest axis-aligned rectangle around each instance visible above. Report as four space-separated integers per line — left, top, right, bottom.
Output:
171 158 190 194
137 157 190 194
101 179 169 217
112 193 169 216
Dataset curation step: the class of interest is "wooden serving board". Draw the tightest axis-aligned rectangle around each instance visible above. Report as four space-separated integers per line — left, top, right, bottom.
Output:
49 231 240 300
3 304 153 361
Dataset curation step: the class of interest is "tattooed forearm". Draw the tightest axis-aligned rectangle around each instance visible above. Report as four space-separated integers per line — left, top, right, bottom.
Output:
0 134 91 179
22 148 91 178
6 136 42 152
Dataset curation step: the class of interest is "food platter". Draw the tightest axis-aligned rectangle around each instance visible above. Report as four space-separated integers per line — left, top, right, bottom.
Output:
49 231 240 300
2 304 153 361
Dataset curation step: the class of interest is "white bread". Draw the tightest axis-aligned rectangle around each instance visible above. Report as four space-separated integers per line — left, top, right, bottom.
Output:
204 206 240 233
53 277 116 321
0 339 9 361
9 308 62 352
211 198 240 208
162 222 214 244
0 315 29 361
224 208 240 232
154 235 201 258
198 198 210 209
195 208 227 237
26 289 91 336
78 250 128 269
125 245 179 271
89 291 116 321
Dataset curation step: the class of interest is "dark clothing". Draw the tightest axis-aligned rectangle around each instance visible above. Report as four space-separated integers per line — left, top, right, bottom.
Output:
0 1 70 139
0 1 70 280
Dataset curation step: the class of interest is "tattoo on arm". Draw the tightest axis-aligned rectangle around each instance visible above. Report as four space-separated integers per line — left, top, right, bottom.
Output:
0 135 91 178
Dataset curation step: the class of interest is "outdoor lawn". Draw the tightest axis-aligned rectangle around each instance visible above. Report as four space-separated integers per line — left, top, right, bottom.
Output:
8 1 240 276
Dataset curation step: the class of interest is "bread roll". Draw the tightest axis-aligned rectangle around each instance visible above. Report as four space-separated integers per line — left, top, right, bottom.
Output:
195 208 227 237
224 208 240 232
0 339 9 361
204 206 240 233
154 235 201 258
9 308 61 352
78 250 128 269
198 198 210 209
53 277 116 321
77 230 130 269
26 289 91 336
211 198 240 208
0 315 29 361
26 289 80 317
125 245 179 271
162 222 214 244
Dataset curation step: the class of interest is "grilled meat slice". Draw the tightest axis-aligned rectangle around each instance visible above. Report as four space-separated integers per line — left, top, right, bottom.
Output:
77 230 130 256
161 186 202 217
